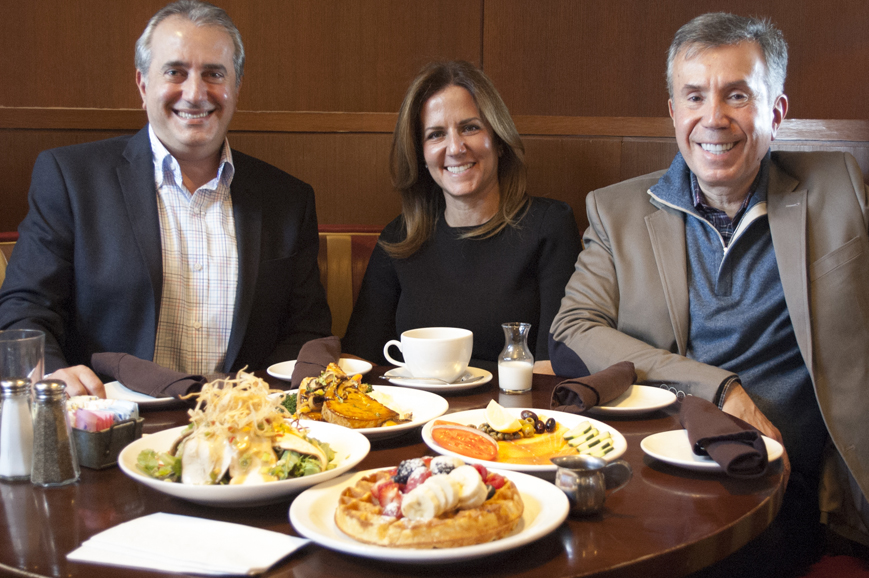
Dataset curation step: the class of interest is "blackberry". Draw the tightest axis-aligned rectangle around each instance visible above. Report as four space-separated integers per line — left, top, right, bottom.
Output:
392 458 427 484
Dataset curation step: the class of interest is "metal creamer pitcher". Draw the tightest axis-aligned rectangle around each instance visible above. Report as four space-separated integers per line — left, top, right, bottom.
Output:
551 455 632 516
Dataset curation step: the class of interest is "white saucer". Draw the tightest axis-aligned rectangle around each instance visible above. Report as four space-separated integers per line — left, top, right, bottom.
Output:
640 429 783 473
267 358 373 381
382 367 492 392
587 385 677 416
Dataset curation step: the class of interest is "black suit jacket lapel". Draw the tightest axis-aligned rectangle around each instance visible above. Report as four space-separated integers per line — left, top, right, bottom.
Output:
118 127 162 358
223 162 262 372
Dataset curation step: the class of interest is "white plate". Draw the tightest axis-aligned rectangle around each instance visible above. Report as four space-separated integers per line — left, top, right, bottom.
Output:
274 386 449 441
587 385 677 416
421 408 627 473
383 366 492 392
118 421 370 507
104 381 179 408
267 358 373 381
289 468 568 563
640 429 783 473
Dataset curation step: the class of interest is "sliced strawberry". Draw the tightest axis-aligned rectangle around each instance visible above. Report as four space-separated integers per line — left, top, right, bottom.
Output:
371 478 396 503
421 456 433 467
405 467 432 493
471 463 489 480
377 482 403 518
486 472 507 490
382 499 402 518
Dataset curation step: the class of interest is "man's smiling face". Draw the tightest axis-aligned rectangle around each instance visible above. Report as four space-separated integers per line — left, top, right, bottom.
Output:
136 16 239 163
668 41 787 200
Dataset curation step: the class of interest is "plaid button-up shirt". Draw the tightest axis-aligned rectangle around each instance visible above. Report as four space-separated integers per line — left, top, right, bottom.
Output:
690 172 758 247
149 126 239 375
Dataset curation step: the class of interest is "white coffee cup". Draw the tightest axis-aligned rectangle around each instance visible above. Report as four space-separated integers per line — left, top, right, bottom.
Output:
383 327 473 383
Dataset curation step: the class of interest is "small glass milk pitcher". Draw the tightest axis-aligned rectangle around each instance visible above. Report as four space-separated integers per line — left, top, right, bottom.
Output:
498 322 534 393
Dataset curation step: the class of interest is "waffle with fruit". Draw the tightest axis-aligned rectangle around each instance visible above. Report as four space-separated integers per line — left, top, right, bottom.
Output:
334 457 523 548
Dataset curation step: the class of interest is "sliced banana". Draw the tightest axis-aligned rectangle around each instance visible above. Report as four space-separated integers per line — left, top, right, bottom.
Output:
428 475 460 511
449 465 488 509
401 486 438 520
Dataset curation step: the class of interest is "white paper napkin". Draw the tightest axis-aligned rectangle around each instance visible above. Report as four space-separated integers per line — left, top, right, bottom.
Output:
67 512 309 575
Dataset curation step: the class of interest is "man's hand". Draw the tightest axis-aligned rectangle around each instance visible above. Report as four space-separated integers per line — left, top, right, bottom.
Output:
50 365 106 398
722 383 790 486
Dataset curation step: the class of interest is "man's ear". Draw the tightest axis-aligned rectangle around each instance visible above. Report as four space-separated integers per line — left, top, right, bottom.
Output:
136 70 147 110
770 94 788 141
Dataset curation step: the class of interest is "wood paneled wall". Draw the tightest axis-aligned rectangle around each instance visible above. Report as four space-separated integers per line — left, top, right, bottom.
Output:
1 0 868 234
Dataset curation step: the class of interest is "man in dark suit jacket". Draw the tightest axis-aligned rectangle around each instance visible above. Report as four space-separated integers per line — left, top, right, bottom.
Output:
0 0 331 395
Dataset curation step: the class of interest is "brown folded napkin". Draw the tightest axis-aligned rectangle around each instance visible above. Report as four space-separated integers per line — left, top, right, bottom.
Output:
550 361 636 413
91 353 205 399
679 395 768 478
290 336 341 389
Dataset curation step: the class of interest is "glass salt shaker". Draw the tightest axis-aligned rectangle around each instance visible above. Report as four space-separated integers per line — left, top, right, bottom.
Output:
498 322 534 393
0 378 34 481
31 379 79 487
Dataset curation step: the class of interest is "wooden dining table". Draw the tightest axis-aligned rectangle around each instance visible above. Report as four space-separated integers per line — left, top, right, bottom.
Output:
0 367 784 578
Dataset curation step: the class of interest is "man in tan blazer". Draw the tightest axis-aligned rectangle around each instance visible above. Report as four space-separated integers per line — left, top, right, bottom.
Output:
551 12 869 575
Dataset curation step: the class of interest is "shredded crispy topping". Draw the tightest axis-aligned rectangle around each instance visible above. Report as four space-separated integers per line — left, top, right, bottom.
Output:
184 369 290 439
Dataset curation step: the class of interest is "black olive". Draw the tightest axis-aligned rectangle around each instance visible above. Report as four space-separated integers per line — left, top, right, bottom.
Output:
545 417 556 433
520 410 538 421
534 420 546 434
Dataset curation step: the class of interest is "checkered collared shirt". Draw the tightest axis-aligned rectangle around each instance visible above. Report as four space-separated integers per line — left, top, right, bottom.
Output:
148 126 239 375
690 172 758 247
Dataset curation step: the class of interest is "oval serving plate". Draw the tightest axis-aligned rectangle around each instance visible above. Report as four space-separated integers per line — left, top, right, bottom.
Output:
118 421 370 507
421 408 626 474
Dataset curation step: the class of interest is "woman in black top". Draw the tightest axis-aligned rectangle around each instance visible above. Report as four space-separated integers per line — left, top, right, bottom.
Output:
343 61 580 365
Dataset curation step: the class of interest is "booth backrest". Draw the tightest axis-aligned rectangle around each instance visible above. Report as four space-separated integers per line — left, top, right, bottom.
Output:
0 241 14 289
317 226 381 338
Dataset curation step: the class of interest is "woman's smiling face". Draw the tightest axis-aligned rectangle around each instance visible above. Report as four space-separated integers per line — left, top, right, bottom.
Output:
420 85 500 206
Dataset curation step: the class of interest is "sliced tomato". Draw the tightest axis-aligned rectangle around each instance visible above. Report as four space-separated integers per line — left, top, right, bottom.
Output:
431 424 498 461
431 419 465 427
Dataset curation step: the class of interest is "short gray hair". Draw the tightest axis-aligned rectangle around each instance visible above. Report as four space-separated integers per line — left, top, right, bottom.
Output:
666 13 787 102
135 0 244 86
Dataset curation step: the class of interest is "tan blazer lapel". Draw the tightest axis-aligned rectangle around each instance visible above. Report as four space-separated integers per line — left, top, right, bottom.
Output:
646 207 690 355
767 166 812 371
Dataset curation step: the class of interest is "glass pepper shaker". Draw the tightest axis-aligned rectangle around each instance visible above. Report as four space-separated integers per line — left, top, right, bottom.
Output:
0 378 34 481
31 379 79 487
498 322 534 393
